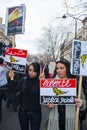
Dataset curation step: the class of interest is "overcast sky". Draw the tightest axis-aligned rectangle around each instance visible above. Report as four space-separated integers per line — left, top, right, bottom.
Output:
0 0 87 54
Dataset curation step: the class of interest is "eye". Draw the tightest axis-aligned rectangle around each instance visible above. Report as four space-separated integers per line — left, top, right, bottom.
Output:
56 67 64 70
60 67 64 69
29 69 32 71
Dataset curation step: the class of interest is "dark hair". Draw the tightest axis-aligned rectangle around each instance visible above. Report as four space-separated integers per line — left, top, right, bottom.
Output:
29 62 40 76
0 57 4 65
56 58 73 78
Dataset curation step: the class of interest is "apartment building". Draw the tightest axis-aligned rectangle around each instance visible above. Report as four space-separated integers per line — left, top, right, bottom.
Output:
60 17 87 61
0 18 15 49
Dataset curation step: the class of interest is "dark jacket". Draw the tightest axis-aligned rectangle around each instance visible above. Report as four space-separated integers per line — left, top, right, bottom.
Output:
7 77 18 94
16 76 41 114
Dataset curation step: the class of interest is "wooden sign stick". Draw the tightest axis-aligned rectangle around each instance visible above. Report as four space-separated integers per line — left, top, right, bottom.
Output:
74 76 83 130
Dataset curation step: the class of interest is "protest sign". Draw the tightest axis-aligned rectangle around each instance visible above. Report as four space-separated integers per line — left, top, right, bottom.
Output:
40 79 76 105
5 47 27 73
71 39 87 75
5 4 26 35
71 39 87 130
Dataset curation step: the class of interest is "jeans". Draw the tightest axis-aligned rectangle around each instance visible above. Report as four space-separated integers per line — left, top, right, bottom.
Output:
0 84 8 100
18 109 41 130
6 93 17 107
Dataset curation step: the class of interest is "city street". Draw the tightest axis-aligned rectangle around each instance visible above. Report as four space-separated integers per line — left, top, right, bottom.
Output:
0 101 20 130
0 100 87 130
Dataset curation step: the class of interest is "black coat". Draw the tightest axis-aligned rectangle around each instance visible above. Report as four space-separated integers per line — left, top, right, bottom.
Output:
16 76 41 114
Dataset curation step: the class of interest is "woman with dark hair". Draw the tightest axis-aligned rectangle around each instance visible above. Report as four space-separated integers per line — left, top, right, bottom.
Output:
16 62 41 130
41 58 86 130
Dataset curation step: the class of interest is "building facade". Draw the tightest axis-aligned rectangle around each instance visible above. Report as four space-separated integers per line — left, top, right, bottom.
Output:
0 18 15 49
60 17 87 61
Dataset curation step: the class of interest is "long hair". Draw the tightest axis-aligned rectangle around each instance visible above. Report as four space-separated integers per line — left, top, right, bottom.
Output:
27 62 40 77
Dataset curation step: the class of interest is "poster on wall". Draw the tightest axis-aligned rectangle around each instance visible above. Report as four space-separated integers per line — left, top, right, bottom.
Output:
5 47 28 73
71 39 87 76
40 79 76 105
5 4 26 35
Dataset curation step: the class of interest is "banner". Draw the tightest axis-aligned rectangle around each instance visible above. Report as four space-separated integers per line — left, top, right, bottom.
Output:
5 48 28 73
5 4 26 35
40 79 76 105
71 39 87 75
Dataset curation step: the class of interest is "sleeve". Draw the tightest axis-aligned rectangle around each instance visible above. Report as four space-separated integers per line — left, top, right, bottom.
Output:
15 79 23 93
80 88 86 111
15 77 27 94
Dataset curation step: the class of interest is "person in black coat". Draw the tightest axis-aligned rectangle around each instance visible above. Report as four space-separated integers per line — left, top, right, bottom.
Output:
6 69 18 111
16 62 41 130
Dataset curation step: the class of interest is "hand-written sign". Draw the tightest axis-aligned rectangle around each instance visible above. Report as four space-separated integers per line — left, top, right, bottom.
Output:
40 79 76 105
5 47 28 73
71 39 87 76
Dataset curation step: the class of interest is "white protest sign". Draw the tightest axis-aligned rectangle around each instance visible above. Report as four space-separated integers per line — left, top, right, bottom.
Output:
40 79 76 105
5 47 28 73
71 39 87 76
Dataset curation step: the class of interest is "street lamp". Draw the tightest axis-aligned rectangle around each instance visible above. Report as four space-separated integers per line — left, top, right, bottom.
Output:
62 14 83 39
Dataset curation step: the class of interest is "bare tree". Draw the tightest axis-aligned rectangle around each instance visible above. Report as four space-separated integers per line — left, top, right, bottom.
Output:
64 0 87 18
38 25 65 62
27 53 38 64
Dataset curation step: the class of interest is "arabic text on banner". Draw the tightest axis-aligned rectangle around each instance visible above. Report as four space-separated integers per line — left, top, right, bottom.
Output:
71 39 87 76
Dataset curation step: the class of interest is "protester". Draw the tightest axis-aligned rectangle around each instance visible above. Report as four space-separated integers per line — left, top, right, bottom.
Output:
0 57 8 122
6 69 18 111
44 64 49 78
16 62 41 130
40 58 86 130
82 76 87 113
0 57 7 88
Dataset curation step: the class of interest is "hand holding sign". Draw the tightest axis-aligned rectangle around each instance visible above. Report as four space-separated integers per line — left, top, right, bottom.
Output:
47 102 55 108
39 67 45 79
75 98 83 107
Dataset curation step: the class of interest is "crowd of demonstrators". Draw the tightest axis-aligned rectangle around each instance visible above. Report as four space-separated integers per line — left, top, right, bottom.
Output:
40 58 86 130
15 62 41 130
0 57 28 121
6 69 18 111
0 56 87 130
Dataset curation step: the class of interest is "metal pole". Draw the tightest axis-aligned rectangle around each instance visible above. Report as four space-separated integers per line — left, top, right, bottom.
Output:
75 19 77 39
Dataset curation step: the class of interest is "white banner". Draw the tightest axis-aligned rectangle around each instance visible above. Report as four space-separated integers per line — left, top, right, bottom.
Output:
5 48 28 73
71 39 87 76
